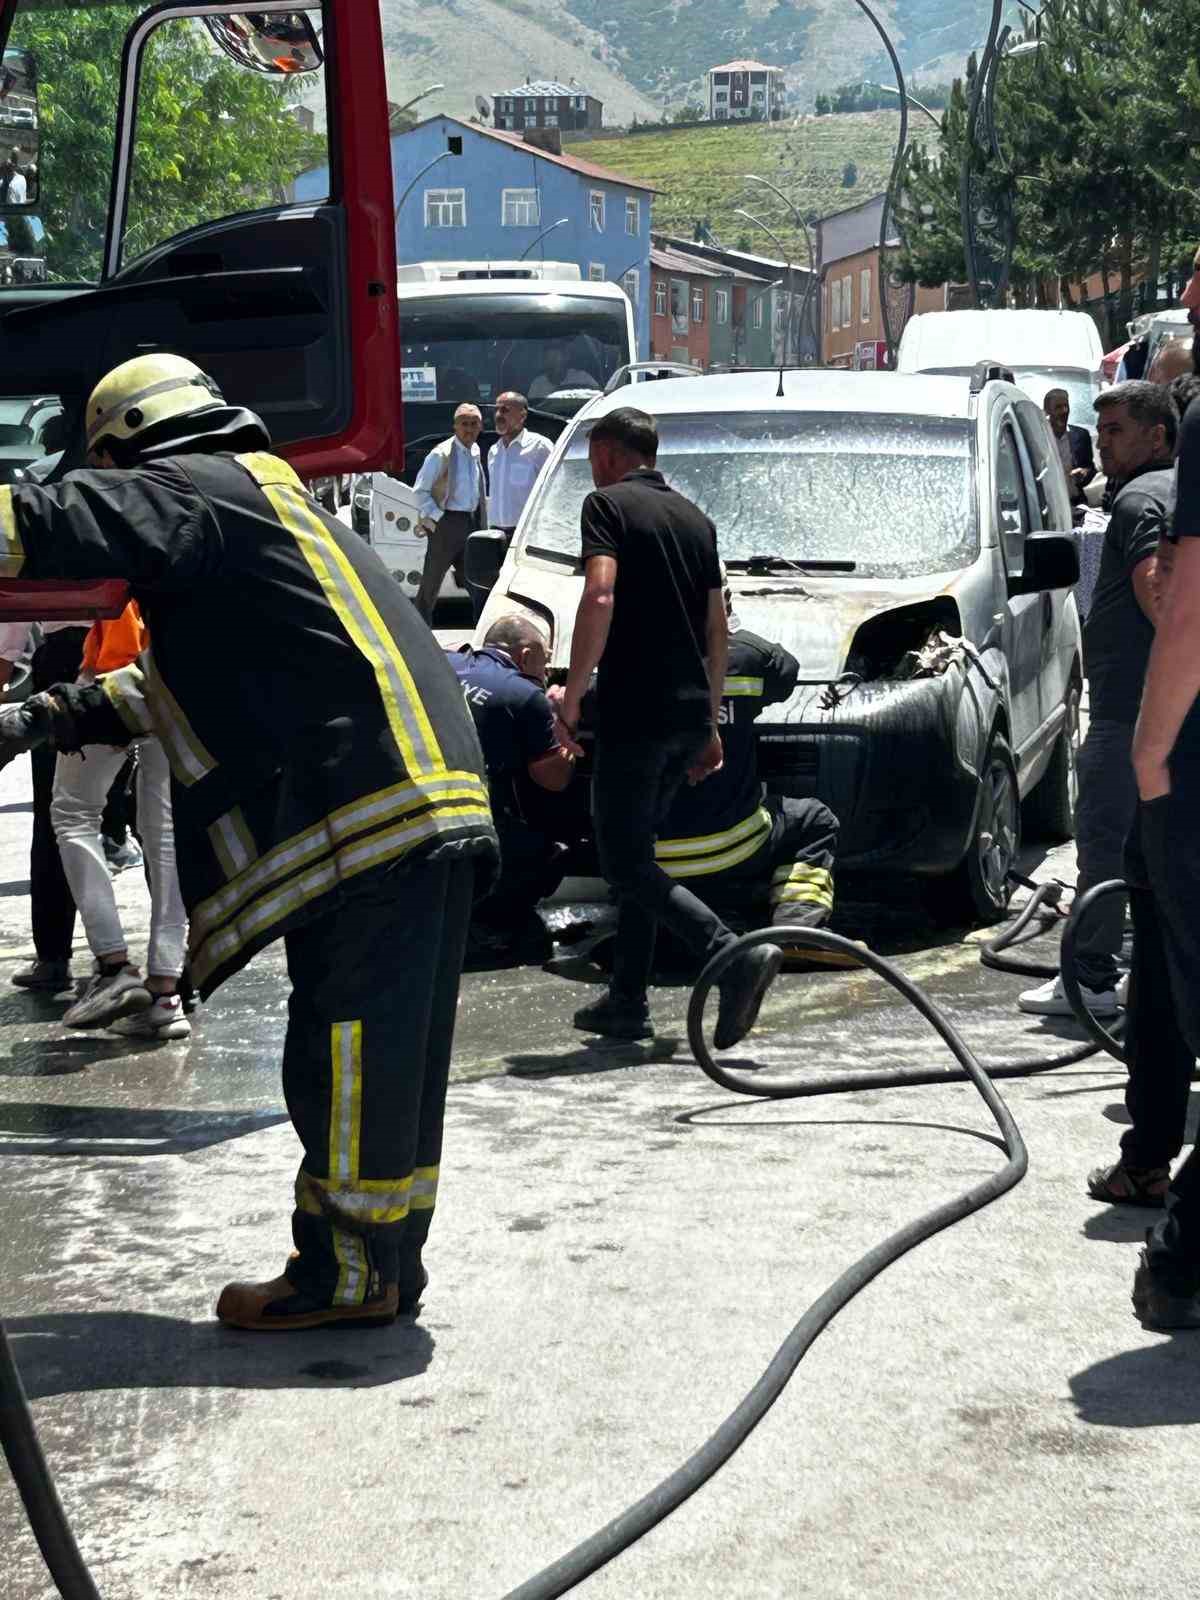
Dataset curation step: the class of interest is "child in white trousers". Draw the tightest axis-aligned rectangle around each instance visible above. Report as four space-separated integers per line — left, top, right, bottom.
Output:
50 604 190 1039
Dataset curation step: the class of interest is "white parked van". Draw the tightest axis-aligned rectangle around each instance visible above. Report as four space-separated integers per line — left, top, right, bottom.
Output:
897 308 1105 429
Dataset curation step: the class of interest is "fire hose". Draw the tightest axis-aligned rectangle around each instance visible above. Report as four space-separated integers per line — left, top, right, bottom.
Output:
2 883 1125 1600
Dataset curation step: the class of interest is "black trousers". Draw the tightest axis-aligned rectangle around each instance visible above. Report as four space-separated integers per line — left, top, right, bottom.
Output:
282 858 474 1305
592 731 735 1004
1126 766 1200 1284
473 810 567 932
28 628 88 964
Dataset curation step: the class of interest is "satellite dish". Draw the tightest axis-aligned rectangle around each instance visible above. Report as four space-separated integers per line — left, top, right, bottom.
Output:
476 94 492 119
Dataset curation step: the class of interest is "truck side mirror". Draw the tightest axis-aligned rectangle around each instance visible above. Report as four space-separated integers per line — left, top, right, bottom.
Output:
1009 532 1081 596
203 12 323 75
0 48 40 211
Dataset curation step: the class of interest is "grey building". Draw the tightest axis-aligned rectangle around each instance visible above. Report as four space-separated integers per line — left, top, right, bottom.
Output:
492 80 602 134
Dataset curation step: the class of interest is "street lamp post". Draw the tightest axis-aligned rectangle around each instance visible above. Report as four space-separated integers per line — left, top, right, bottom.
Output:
849 0 913 365
395 83 444 118
519 217 569 261
873 82 942 128
392 149 455 229
734 207 797 390
744 172 817 364
960 1 1019 308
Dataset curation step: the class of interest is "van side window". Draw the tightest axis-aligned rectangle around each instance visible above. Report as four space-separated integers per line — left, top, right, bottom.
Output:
995 420 1032 574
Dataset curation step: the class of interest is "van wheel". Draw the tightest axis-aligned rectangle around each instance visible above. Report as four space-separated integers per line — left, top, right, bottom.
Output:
1023 682 1080 843
930 733 1021 927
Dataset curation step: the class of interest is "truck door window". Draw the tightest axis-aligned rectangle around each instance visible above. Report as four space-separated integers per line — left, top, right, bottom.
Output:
0 3 328 286
119 7 328 270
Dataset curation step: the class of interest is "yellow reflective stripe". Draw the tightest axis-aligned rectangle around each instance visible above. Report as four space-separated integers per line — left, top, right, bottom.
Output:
771 864 834 909
190 798 492 985
329 1021 363 1184
235 450 306 494
660 828 769 879
654 805 770 862
102 665 155 738
332 1231 367 1307
772 864 834 888
263 482 445 777
723 675 763 697
0 487 23 575
142 649 216 787
207 806 257 881
189 770 489 946
410 1164 439 1211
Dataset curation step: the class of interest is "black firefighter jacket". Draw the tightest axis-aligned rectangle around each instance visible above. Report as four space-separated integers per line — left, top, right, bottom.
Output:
0 447 498 997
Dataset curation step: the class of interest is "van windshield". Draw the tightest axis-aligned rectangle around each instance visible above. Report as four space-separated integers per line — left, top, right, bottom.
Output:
522 411 977 579
399 294 630 411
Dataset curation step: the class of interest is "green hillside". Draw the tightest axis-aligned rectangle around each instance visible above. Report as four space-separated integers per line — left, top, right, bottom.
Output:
569 111 939 263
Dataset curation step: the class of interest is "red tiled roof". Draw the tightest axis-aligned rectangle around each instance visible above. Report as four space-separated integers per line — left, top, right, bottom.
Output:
410 115 657 193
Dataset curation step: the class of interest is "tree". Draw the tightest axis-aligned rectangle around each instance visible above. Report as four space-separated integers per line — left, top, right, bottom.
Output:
8 6 323 282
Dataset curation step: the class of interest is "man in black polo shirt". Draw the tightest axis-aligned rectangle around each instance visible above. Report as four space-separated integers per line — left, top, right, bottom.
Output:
1127 358 1200 1328
556 407 781 1046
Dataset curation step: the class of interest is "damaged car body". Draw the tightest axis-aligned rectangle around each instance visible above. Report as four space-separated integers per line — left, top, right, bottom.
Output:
470 367 1083 923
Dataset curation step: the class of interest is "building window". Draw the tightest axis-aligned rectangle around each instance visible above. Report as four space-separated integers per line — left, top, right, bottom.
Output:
575 95 586 109
692 286 705 323
589 262 605 281
625 195 639 236
714 288 729 324
830 276 842 330
860 267 872 323
654 280 667 316
715 108 727 120
842 274 853 328
621 268 639 305
425 187 465 228
589 190 605 231
502 188 540 227
544 114 558 127
715 89 728 100
752 294 764 329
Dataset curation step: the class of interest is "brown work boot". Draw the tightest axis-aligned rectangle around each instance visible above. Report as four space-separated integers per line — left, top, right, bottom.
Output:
215 1271 399 1332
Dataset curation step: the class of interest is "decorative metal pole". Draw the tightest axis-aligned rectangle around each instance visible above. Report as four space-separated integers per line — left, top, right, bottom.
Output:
850 0 914 365
960 0 1017 307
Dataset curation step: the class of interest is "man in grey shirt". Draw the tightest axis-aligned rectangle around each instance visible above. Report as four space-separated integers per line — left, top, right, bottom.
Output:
1022 385 1175 1033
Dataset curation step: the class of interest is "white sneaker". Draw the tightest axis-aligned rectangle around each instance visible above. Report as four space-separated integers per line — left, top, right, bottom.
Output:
1017 975 1119 1018
109 993 191 1041
63 964 152 1030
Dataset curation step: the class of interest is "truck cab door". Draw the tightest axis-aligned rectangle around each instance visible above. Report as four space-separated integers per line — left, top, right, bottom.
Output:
0 1 401 480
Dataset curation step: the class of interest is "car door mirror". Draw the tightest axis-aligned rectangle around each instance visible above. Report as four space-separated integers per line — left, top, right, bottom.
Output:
1009 532 1080 596
465 528 506 601
0 48 40 211
203 12 323 75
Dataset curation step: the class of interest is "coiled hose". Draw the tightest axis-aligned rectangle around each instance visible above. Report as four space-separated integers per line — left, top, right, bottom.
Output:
3 901 1123 1600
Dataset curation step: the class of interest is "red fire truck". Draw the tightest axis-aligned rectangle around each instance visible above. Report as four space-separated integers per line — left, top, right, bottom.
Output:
0 1 401 618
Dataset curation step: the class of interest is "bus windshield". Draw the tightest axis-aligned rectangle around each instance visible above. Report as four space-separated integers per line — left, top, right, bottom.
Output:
398 293 631 412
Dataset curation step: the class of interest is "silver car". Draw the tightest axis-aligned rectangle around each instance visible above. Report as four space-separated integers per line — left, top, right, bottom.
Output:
472 367 1083 923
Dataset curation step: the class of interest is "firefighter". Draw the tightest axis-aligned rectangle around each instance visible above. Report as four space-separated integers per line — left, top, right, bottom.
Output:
655 580 840 949
448 614 578 958
0 354 497 1332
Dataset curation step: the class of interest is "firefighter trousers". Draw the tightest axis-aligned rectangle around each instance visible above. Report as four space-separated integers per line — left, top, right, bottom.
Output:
673 797 839 928
282 857 474 1307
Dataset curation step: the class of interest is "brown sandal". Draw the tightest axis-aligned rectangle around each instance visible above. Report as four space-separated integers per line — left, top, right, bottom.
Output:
1087 1161 1170 1207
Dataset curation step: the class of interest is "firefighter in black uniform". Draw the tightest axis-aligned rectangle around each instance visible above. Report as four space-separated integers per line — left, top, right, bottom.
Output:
656 590 839 942
448 614 578 956
0 353 497 1332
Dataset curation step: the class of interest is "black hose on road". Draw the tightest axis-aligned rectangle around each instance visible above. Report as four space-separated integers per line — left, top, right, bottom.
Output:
1059 879 1130 1065
501 920 1110 1600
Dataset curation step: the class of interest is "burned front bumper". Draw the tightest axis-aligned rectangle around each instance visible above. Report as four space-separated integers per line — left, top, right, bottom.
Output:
757 669 994 875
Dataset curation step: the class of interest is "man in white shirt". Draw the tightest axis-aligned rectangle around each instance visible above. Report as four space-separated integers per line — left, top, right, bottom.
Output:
528 345 599 401
487 392 552 539
1 149 25 205
412 402 488 624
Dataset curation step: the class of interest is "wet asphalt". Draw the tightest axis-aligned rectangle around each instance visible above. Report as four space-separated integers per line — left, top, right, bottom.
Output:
1 704 1198 1599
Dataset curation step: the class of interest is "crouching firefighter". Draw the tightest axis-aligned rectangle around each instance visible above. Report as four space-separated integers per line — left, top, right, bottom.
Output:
656 587 839 953
0 354 498 1332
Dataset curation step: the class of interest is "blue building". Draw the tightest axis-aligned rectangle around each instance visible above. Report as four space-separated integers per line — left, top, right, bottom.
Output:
295 115 653 355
